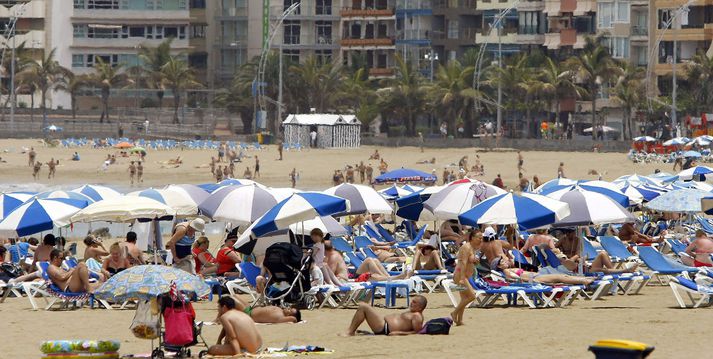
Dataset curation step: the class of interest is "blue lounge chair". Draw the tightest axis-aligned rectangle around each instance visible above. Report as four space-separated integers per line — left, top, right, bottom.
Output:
394 224 428 248
34 262 109 310
598 236 638 263
583 238 601 261
226 262 262 301
376 224 396 242
668 276 713 308
354 236 372 250
696 216 713 234
637 246 698 284
330 236 353 253
363 224 386 243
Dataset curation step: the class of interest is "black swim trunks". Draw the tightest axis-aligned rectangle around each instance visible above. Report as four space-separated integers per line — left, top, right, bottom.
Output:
375 321 390 335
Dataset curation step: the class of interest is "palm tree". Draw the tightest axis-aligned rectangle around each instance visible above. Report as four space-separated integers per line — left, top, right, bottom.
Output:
539 56 582 131
612 61 645 140
487 54 530 135
138 38 173 108
685 50 713 114
427 60 479 136
340 67 378 129
18 48 69 128
379 55 428 136
290 56 344 113
160 56 202 124
88 57 128 123
1 41 34 120
216 62 258 133
56 72 89 119
566 36 621 139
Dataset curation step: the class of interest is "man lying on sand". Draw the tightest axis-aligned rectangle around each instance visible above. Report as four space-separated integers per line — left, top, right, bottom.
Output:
343 295 427 336
231 295 301 324
209 296 263 356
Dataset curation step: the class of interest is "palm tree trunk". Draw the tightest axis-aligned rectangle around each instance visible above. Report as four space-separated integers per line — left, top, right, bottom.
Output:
157 91 164 109
101 88 110 123
41 89 48 129
71 95 76 119
30 94 35 123
591 85 597 140
173 90 180 124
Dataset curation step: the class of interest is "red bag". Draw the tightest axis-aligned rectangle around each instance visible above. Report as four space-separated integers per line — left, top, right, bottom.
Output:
164 305 194 346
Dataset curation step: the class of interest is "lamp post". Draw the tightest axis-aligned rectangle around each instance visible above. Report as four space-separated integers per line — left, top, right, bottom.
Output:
424 49 438 82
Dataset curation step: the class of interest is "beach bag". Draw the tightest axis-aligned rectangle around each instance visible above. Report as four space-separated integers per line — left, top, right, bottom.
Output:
419 317 452 335
130 299 160 340
164 304 194 346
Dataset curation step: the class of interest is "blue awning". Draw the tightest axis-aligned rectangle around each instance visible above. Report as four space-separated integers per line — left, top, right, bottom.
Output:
483 9 518 19
483 43 521 53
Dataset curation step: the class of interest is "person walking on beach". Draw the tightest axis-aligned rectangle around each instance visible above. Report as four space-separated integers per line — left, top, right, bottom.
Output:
218 142 226 163
358 161 366 183
366 164 373 184
210 156 216 174
557 162 566 178
290 168 297 188
228 162 235 178
418 132 424 153
32 161 42 180
215 165 224 182
277 140 283 161
222 165 230 179
451 230 481 326
254 156 260 178
128 161 136 186
28 147 36 167
136 162 143 183
47 158 58 179
342 295 427 336
517 151 525 173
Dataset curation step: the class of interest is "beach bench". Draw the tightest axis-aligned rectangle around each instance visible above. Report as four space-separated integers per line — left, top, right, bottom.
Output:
636 246 699 285
668 276 713 308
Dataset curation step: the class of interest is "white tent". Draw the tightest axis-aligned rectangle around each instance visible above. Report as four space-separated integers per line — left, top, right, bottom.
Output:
282 114 361 149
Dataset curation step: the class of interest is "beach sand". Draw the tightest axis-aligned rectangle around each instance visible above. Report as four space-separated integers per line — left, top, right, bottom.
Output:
0 139 704 358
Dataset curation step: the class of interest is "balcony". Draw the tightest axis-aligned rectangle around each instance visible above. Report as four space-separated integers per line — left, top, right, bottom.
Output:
433 0 477 8
341 38 395 48
340 7 395 18
516 27 545 44
369 67 395 77
517 0 545 11
477 0 516 10
657 24 713 42
72 9 191 22
0 0 44 18
631 25 648 41
0 30 44 48
272 5 340 21
216 6 248 18
71 37 191 50
475 30 517 44
655 0 713 8
272 35 340 50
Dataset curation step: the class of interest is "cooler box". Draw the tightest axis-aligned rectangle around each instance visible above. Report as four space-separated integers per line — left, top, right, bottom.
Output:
589 339 654 359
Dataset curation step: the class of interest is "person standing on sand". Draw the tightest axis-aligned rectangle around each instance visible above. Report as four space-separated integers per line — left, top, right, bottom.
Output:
254 156 260 178
418 132 424 153
451 229 481 326
277 140 283 161
228 162 235 178
136 162 144 183
290 168 297 188
47 158 58 179
223 165 230 179
210 156 216 174
358 161 366 183
366 164 373 184
215 165 224 182
218 142 226 163
517 151 525 172
32 161 42 180
128 161 136 186
558 162 566 178
346 166 355 184
28 147 36 167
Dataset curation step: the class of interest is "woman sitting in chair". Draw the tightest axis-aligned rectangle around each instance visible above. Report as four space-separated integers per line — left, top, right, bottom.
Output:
101 242 131 279
193 236 218 276
215 235 241 278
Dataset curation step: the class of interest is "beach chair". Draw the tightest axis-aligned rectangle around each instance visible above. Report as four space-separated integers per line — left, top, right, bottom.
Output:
668 276 713 308
225 262 262 302
637 246 699 284
583 238 601 261
28 262 111 311
394 224 428 249
598 236 639 264
330 236 353 253
363 224 386 243
664 238 688 256
695 216 713 234
376 224 396 243
354 236 372 251
534 247 618 300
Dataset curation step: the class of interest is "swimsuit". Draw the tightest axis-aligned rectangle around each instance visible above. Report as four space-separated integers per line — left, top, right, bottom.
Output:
107 266 125 276
244 306 253 316
375 321 390 335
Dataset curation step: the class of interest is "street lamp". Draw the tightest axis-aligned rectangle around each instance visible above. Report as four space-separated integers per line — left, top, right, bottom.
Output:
424 49 439 82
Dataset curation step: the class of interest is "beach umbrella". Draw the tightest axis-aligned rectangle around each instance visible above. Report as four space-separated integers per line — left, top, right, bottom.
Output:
127 188 198 217
164 184 210 205
43 124 62 132
267 187 302 202
324 183 392 215
36 190 94 203
374 168 437 184
0 192 36 220
424 181 506 220
198 184 281 225
198 179 262 193
688 137 711 147
633 136 656 142
618 183 663 202
0 198 88 237
93 265 210 302
583 126 618 133
130 146 146 154
645 188 712 213
663 137 690 146
289 216 348 236
676 166 713 181
544 187 635 226
534 178 578 193
239 192 349 240
670 180 713 192
71 196 176 223
70 185 122 202
114 141 133 149
458 192 571 230
613 174 660 187
683 150 702 158
539 182 631 207
650 171 674 180
394 185 444 221
378 184 418 200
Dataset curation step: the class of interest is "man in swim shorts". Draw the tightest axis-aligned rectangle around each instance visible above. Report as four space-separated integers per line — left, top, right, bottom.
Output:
343 295 427 336
209 296 263 355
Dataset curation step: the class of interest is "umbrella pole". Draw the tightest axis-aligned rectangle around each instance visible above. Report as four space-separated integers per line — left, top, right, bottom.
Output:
578 226 584 275
153 219 159 265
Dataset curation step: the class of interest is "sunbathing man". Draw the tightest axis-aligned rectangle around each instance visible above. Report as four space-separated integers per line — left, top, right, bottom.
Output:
209 296 263 355
46 249 102 293
440 220 465 245
521 229 556 254
231 295 301 324
618 222 661 244
555 231 638 273
368 245 407 263
343 295 427 336
681 230 713 267
480 227 513 269
324 240 349 282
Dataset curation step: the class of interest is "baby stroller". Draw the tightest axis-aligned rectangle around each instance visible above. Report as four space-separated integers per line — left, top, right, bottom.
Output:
262 242 314 308
151 293 209 359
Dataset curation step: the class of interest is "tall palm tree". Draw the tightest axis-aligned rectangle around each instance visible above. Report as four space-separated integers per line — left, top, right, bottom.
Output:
612 61 645 140
216 62 258 133
18 48 69 128
379 55 428 136
566 36 621 139
88 57 128 123
1 41 34 120
289 56 343 113
539 56 582 130
487 54 530 134
340 67 378 129
427 60 479 136
138 38 173 108
160 56 202 124
685 50 713 114
56 72 89 119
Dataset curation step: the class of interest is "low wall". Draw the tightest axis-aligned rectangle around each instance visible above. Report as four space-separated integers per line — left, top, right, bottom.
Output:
361 136 632 153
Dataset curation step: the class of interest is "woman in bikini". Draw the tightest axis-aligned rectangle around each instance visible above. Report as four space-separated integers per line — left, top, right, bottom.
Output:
451 229 481 326
495 258 595 285
101 242 131 279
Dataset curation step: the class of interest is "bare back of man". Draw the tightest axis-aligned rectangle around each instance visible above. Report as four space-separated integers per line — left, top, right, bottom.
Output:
481 240 509 267
212 310 263 355
325 249 349 281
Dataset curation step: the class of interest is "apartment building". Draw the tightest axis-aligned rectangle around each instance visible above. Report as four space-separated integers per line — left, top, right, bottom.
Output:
476 0 520 57
210 0 249 87
543 0 595 53
270 0 341 65
341 0 397 77
431 0 478 63
395 0 432 75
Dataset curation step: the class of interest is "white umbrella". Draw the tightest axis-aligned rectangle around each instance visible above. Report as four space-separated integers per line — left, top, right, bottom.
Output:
198 184 281 225
289 216 348 236
70 185 122 202
71 196 176 223
127 188 198 217
324 183 392 215
544 187 635 226
424 181 506 220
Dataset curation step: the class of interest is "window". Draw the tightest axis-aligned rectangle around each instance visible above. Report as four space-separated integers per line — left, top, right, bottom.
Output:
518 11 540 34
189 52 208 69
447 19 459 39
73 24 87 38
316 0 331 15
283 20 300 45
449 50 456 61
284 0 300 14
164 26 179 38
72 54 85 68
316 50 332 64
316 21 332 44
605 37 629 58
190 0 205 8
616 1 629 23
598 3 613 28
129 26 145 37
191 25 206 38
283 49 300 63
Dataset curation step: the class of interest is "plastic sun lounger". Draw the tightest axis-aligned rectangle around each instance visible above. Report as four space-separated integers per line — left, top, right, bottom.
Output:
668 276 713 308
330 236 353 253
376 224 396 242
598 236 639 263
469 277 575 309
32 262 110 311
226 262 262 302
534 247 618 300
394 224 428 249
363 224 386 243
354 236 372 250
637 246 699 285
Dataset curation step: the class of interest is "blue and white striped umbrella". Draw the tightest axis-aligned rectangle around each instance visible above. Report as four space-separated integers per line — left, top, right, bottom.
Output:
70 185 122 202
240 192 349 239
633 136 656 142
539 181 631 207
613 174 660 187
394 185 443 221
544 187 635 226
534 178 578 193
0 198 88 237
127 188 198 217
676 166 713 181
164 184 210 205
671 180 713 192
378 184 420 200
618 183 663 202
0 192 35 220
424 181 506 220
36 190 94 202
197 179 261 193
458 192 570 230
688 137 711 147
663 137 690 146
199 184 281 225
325 183 392 215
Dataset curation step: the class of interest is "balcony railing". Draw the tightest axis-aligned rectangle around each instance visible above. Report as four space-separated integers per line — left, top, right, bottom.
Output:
340 7 395 17
632 25 648 36
433 0 477 8
341 38 395 46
